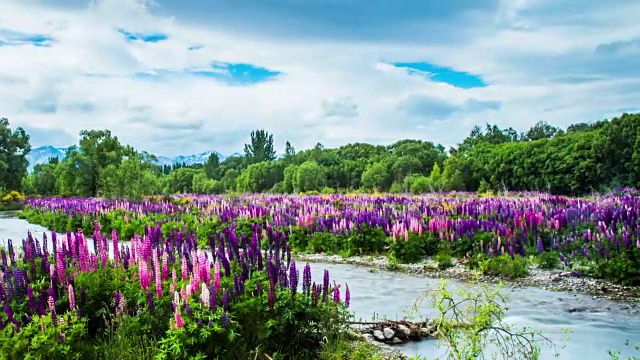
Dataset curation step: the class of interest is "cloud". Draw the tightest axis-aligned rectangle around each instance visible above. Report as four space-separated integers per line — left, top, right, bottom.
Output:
117 28 169 43
21 125 74 148
0 28 55 47
399 95 501 119
136 61 283 85
392 62 487 89
0 0 639 157
321 97 359 118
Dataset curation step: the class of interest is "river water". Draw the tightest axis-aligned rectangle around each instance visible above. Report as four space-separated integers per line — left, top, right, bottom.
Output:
1 212 639 360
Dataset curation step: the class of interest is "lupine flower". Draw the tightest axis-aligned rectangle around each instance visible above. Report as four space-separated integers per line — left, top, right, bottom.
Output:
174 309 185 329
68 284 76 311
147 291 155 315
345 284 350 308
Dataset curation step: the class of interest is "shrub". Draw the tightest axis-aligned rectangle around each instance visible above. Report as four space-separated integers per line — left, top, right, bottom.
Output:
478 254 530 279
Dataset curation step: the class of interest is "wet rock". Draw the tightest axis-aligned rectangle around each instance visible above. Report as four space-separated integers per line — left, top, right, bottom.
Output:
391 337 404 344
373 330 385 341
567 307 587 313
397 324 411 338
363 333 375 342
383 327 395 340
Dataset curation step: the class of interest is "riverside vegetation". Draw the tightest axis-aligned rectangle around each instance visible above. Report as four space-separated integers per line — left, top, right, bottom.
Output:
3 193 640 359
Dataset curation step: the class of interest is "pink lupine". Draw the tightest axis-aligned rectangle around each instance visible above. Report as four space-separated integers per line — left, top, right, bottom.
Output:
68 284 76 311
153 250 162 298
181 256 188 281
214 258 221 291
170 269 177 295
174 308 185 329
162 253 168 281
112 230 119 266
139 259 149 290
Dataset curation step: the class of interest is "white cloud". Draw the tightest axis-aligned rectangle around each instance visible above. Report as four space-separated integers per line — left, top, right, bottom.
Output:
0 0 639 157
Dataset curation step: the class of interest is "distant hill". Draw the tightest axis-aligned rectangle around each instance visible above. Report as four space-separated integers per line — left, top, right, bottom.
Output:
26 145 242 172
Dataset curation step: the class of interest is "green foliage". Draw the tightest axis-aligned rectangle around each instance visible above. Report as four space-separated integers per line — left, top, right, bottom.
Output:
296 161 326 192
0 117 31 192
477 254 530 279
589 248 640 286
408 281 568 360
0 312 88 360
535 251 561 270
244 129 276 164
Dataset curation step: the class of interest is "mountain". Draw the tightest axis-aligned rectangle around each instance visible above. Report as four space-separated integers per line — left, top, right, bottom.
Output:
26 146 241 172
25 145 68 171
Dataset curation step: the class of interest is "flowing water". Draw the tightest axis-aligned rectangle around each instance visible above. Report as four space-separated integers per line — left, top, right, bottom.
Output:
1 211 639 360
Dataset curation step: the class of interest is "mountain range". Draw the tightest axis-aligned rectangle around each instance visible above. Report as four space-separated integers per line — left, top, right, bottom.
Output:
26 145 241 172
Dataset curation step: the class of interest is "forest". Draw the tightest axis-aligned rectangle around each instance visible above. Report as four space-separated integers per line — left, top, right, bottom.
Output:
1 112 639 200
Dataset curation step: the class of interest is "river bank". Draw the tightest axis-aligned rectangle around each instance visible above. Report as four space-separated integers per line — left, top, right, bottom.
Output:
294 252 640 306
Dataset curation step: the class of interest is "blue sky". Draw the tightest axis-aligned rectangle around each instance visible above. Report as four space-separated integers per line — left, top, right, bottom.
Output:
0 0 639 156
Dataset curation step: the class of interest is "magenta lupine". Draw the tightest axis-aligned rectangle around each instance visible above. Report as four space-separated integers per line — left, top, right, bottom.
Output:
68 284 76 311
112 230 119 266
55 246 66 286
170 268 177 295
174 308 185 329
214 258 221 291
48 292 56 322
181 255 188 281
153 249 162 297
139 259 149 290
162 252 168 281
345 284 350 308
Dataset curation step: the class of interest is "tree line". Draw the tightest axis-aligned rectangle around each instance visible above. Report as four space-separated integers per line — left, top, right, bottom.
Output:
1 113 639 199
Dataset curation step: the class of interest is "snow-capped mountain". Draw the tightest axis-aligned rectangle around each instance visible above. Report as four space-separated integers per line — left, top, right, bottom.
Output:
26 145 68 171
26 146 241 172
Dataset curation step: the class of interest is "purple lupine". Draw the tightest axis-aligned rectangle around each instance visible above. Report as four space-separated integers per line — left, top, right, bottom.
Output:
147 291 155 315
537 238 544 253
322 270 329 303
221 312 230 328
184 302 193 317
209 283 217 311
345 284 350 308
268 280 276 313
255 280 262 297
302 263 312 296
222 290 228 311
289 260 298 297
333 285 340 303
68 284 76 311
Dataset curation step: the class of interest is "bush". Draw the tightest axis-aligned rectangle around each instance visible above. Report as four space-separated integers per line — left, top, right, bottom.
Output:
478 254 530 279
536 251 561 270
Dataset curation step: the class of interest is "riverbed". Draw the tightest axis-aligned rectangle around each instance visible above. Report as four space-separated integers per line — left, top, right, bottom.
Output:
1 212 639 359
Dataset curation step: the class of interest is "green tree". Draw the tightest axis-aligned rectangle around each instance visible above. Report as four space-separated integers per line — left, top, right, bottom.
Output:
203 153 221 179
73 130 125 196
244 130 276 164
295 161 325 192
361 162 389 191
0 118 31 192
429 163 442 191
523 121 564 141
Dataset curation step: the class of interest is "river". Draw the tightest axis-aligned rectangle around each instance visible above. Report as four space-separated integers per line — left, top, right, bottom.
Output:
1 212 639 360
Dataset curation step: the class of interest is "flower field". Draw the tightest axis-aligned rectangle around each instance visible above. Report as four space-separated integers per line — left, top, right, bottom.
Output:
1 200 352 359
19 192 640 285
4 191 640 359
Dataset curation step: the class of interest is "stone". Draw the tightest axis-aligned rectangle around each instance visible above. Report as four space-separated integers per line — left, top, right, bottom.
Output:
373 330 385 341
397 324 411 338
383 327 395 340
363 333 375 342
391 337 404 344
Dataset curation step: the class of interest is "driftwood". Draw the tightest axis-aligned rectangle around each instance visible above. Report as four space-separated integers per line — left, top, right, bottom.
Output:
348 319 437 344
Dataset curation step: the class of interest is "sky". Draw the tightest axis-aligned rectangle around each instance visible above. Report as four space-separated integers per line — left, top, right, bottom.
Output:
1 0 639 157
